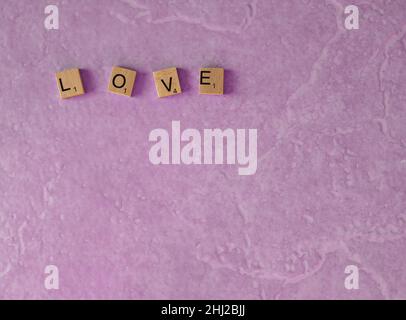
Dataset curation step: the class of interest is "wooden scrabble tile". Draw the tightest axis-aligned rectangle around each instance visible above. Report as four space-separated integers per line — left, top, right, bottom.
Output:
199 68 224 95
153 67 182 98
55 68 85 99
108 66 137 97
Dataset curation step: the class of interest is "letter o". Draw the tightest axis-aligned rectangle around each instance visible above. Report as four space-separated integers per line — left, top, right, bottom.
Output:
112 74 126 89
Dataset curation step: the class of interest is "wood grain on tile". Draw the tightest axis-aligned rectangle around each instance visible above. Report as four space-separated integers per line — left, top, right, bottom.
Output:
153 67 182 98
108 66 137 97
199 68 224 95
55 68 85 99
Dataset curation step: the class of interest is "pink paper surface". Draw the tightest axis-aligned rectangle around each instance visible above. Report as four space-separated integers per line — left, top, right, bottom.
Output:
0 0 406 299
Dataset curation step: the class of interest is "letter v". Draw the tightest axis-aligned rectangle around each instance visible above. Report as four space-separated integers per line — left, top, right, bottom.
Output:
161 77 172 92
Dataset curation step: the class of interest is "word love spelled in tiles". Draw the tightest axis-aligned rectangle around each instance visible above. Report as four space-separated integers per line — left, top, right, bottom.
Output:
55 67 224 99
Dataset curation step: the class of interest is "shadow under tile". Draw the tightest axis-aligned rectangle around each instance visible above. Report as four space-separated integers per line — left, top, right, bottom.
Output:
132 70 149 97
224 69 235 95
80 69 97 93
177 68 191 93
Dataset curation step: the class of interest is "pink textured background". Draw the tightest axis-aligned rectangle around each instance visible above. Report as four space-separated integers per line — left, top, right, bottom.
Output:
1 0 406 299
